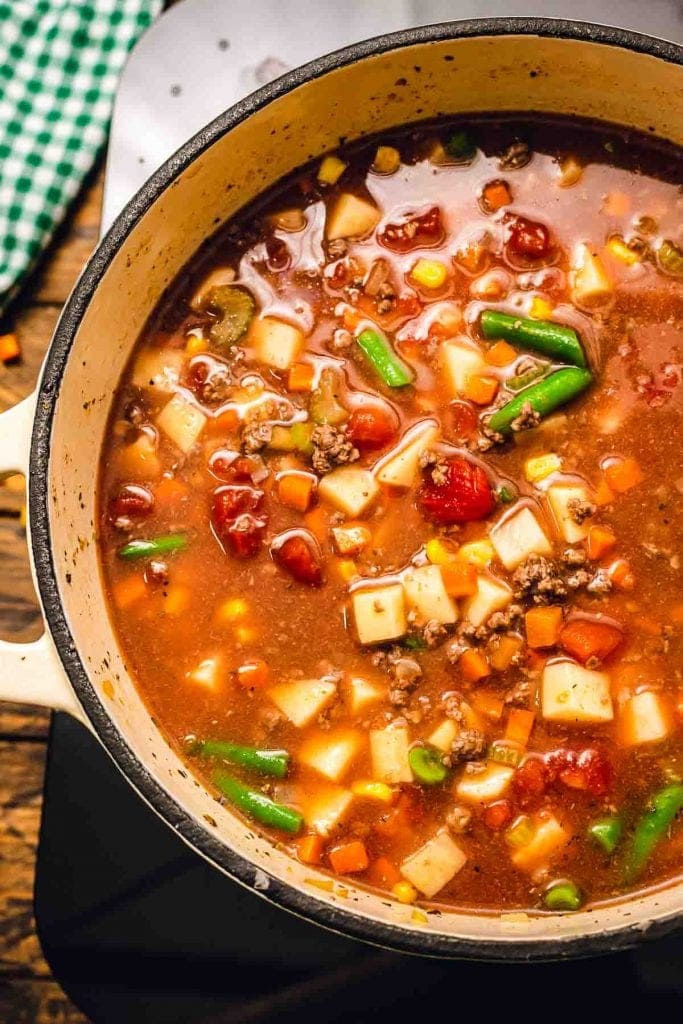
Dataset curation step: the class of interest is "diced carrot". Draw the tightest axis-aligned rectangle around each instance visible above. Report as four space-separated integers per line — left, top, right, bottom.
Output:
296 834 325 865
525 650 547 671
586 524 616 560
206 407 240 436
488 634 523 671
504 708 536 747
328 840 369 875
593 479 615 507
472 689 505 721
236 658 271 688
366 856 401 888
155 476 189 508
303 505 329 543
604 457 643 494
464 374 499 406
525 606 563 649
0 333 21 363
608 558 635 591
112 575 146 610
482 179 512 211
441 561 478 597
559 619 623 664
453 244 488 275
485 340 517 367
278 472 315 512
459 648 490 682
288 362 315 392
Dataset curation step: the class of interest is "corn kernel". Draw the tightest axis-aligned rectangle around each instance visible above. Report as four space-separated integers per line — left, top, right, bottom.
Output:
529 296 553 320
457 539 495 568
218 597 248 622
351 780 395 804
372 145 400 175
425 537 457 565
235 625 257 644
392 881 418 904
606 236 640 265
524 453 562 483
317 155 347 185
336 559 358 582
410 258 448 290
185 333 208 355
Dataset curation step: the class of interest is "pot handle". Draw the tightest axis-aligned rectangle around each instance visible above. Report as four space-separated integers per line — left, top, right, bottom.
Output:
0 393 90 726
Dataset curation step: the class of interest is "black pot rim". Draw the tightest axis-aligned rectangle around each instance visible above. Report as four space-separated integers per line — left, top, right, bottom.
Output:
28 17 683 961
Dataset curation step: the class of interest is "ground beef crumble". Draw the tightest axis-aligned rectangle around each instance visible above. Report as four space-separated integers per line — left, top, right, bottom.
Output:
241 421 273 453
310 424 359 475
370 646 422 707
510 401 542 433
443 728 487 768
567 497 596 524
513 555 568 604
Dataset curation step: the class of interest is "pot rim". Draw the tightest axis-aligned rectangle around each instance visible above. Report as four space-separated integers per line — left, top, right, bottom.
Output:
29 17 683 960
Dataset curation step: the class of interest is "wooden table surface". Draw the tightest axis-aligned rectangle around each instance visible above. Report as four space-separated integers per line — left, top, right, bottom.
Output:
0 169 103 1024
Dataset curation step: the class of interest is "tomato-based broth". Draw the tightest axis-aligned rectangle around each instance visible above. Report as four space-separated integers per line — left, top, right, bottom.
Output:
98 116 683 914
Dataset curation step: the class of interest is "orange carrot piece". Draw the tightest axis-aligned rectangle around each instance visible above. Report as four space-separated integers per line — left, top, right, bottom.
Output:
278 472 315 512
441 561 478 597
155 476 189 508
296 834 325 865
608 558 635 591
559 619 623 664
454 244 488 275
488 634 523 671
0 333 21 363
303 505 329 543
485 340 517 367
604 457 643 493
593 479 615 507
366 856 401 888
472 689 505 721
525 606 563 649
288 362 315 392
464 374 499 406
586 524 616 560
328 840 369 875
236 659 271 689
112 575 147 610
459 648 490 682
206 407 240 436
482 179 512 211
504 708 536 747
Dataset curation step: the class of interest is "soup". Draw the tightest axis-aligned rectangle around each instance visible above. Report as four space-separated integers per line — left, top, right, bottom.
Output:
98 116 682 913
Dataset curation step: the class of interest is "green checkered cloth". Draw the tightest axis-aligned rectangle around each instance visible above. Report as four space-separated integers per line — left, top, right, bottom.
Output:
0 0 162 314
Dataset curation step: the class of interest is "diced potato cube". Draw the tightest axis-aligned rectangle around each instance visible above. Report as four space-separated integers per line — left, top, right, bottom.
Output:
403 564 457 626
510 812 570 871
326 193 380 240
318 467 379 517
619 691 672 746
251 316 304 370
268 678 337 728
428 719 459 752
370 723 412 784
318 155 347 185
441 340 488 396
372 145 400 174
186 656 221 689
344 675 385 714
156 394 207 453
490 507 553 570
117 433 161 479
542 660 613 724
462 574 512 628
132 349 184 392
546 484 593 543
352 584 406 645
572 243 614 310
331 525 371 556
300 729 363 782
455 762 514 805
375 419 439 488
400 831 467 898
301 784 354 836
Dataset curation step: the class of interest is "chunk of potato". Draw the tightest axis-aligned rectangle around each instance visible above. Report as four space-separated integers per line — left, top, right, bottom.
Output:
545 484 593 543
619 690 672 746
352 583 406 645
490 506 553 570
455 762 514 805
300 729 363 782
268 678 337 728
301 784 354 836
400 831 467 898
186 656 221 689
251 316 304 370
542 660 613 724
370 723 412 783
428 719 460 752
374 419 439 488
325 192 380 240
331 525 371 556
462 574 512 628
117 433 161 479
132 349 184 392
344 675 385 714
318 467 379 518
403 564 457 626
441 340 488 395
510 812 570 871
572 244 614 310
156 393 207 453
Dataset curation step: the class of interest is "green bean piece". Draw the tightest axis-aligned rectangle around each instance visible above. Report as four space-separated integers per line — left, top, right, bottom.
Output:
207 286 255 345
268 422 313 454
588 816 623 855
356 328 413 388
658 240 683 277
309 368 348 425
199 741 289 778
624 782 683 882
409 745 447 785
214 772 303 834
543 880 583 912
480 309 587 367
445 130 476 161
505 363 549 393
118 534 187 560
487 367 593 436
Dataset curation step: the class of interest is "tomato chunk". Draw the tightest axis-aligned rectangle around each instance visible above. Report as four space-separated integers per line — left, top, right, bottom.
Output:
379 205 444 253
419 457 495 524
272 534 323 586
347 405 398 449
506 215 551 260
212 486 266 559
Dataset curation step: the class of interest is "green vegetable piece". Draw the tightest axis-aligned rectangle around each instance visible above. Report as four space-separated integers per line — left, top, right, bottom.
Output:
497 485 516 504
480 310 587 368
658 239 683 277
409 745 447 785
198 741 289 779
625 782 683 882
505 363 549 393
543 880 583 912
588 816 623 855
118 534 187 560
269 422 313 454
309 368 348 425
488 741 522 768
487 367 593 436
403 635 428 651
445 130 476 161
356 328 413 388
207 286 255 345
214 772 303 834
